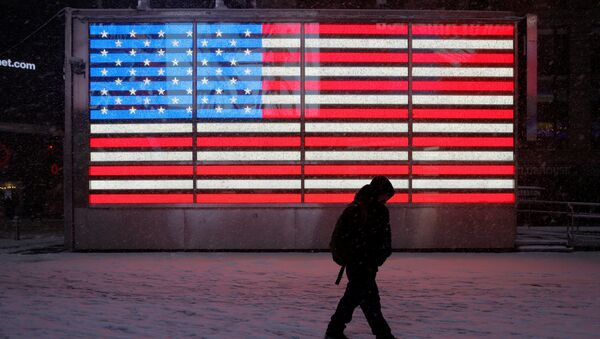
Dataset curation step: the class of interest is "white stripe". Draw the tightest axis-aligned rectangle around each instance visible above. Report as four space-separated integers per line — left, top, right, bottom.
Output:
90 180 193 190
305 67 408 77
262 67 300 77
305 179 408 190
412 67 513 77
90 152 192 162
305 122 407 133
262 38 301 49
306 95 407 105
413 123 513 134
306 151 407 161
413 151 513 162
412 179 514 190
413 95 513 106
412 39 513 50
197 123 300 133
305 38 407 49
196 179 300 190
197 151 300 161
261 95 300 105
90 123 193 134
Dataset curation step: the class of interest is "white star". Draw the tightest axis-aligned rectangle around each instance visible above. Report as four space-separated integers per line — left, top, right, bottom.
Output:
101 68 108 76
244 88 252 95
201 77 209 85
115 78 123 85
215 88 223 95
244 29 252 37
186 68 193 75
186 30 193 37
229 96 237 104
171 40 180 47
230 58 237 66
100 88 109 96
143 78 151 85
114 97 122 105
143 97 151 105
157 49 165 56
186 49 193 56
158 68 165 76
244 106 252 113
115 59 122 66
171 97 179 104
229 39 237 47
129 88 137 95
129 49 137 56
157 88 165 95
115 40 122 47
244 68 252 75
229 77 237 85
201 39 208 47
100 30 109 38
215 68 223 76
158 106 165 113
244 48 252 56
171 77 179 85
201 59 209 66
129 68 137 76
143 40 151 47
100 107 108 114
100 49 108 56
158 30 165 38
186 106 192 113
129 30 136 38
215 49 223 56
201 96 209 104
186 88 193 95
171 58 179 66
216 30 223 37
129 106 137 114
215 105 223 112
143 59 151 66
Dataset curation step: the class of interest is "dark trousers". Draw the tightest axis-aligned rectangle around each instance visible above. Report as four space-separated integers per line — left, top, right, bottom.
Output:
327 264 392 337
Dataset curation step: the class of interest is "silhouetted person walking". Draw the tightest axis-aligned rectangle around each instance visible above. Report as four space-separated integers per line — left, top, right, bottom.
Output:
326 176 396 339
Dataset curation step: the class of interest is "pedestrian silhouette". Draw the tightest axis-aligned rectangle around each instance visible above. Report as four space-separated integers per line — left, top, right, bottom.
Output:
326 176 396 339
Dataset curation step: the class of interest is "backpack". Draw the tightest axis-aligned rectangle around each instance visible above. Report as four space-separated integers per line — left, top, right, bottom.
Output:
330 203 362 266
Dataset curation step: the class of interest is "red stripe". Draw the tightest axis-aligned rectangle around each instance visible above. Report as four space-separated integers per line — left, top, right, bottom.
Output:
198 165 301 176
196 193 301 204
262 51 300 63
305 23 408 35
305 108 408 119
305 137 408 147
413 81 513 92
304 165 409 176
89 165 194 176
412 193 515 204
262 23 301 35
412 165 515 176
305 52 408 63
90 137 192 148
90 194 193 204
305 80 407 91
413 137 514 148
412 24 514 36
262 108 300 119
262 80 301 91
305 193 409 204
412 53 514 64
413 109 513 120
197 136 300 147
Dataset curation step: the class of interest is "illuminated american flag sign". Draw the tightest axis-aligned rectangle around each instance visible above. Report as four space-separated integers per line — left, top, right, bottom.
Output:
87 22 515 205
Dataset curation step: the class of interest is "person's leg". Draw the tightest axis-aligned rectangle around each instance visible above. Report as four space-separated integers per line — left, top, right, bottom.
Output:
327 266 366 334
359 273 393 337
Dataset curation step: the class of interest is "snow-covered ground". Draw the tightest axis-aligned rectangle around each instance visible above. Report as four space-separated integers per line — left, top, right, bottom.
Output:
1 246 599 338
